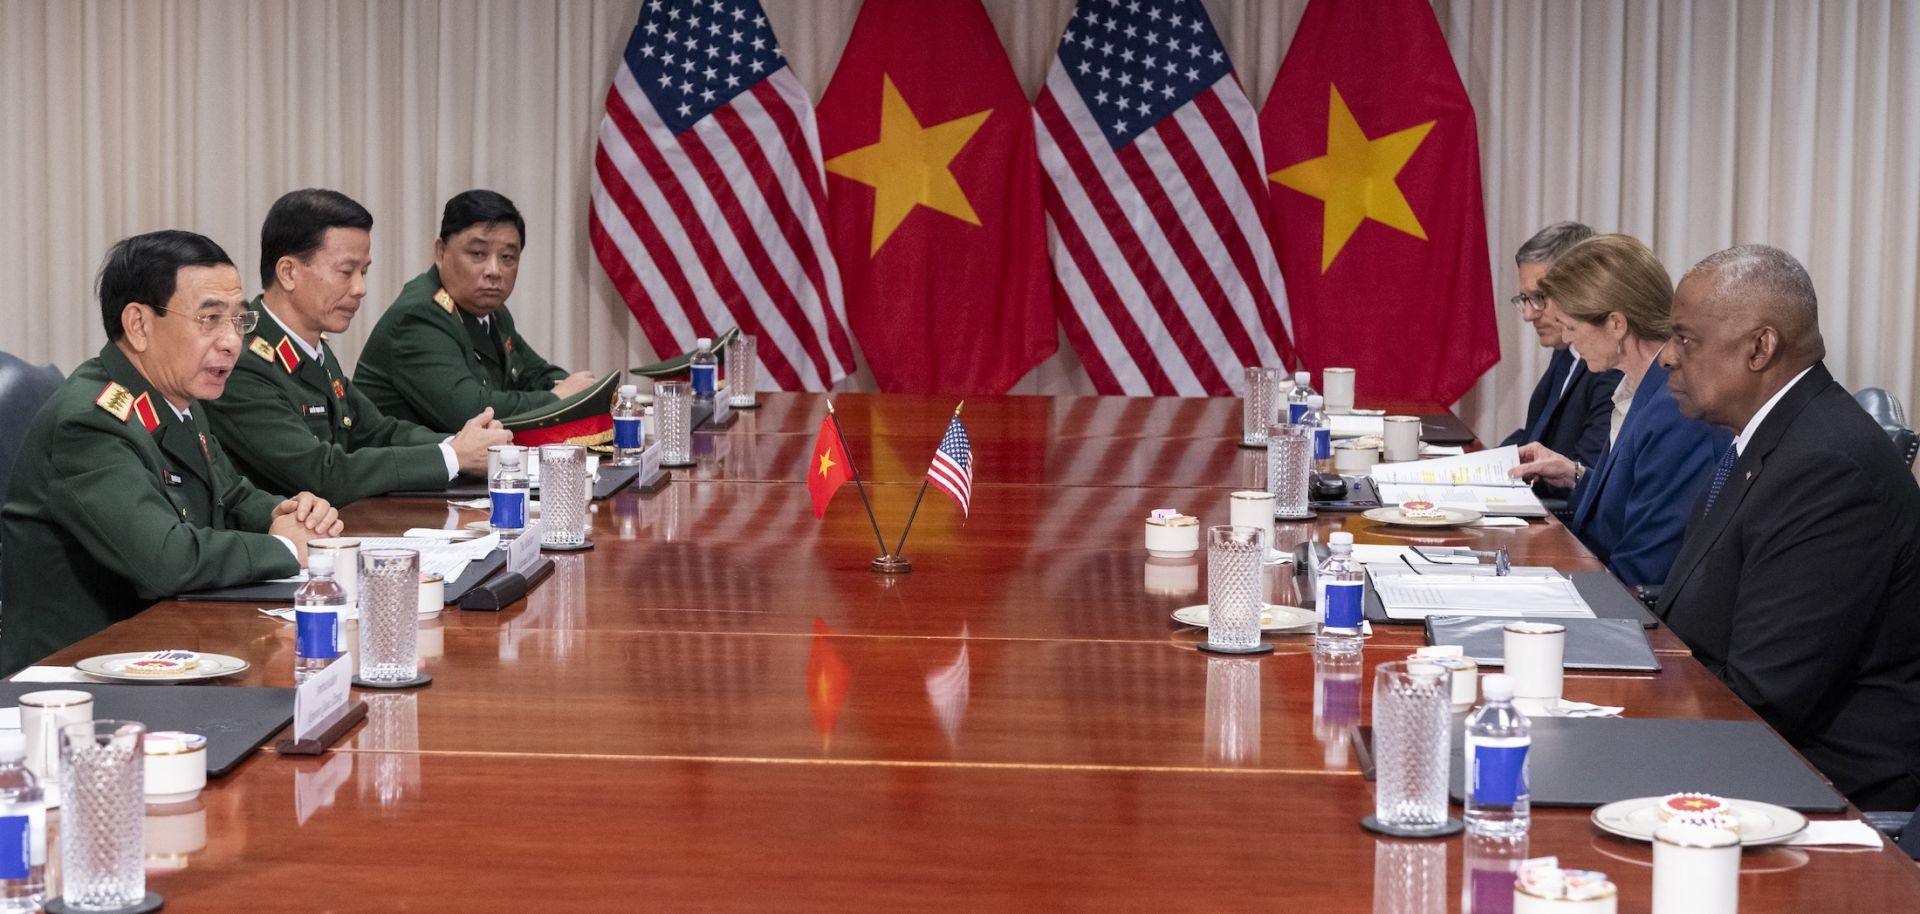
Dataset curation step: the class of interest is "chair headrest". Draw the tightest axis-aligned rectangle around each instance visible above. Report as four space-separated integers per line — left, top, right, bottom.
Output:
1854 387 1906 433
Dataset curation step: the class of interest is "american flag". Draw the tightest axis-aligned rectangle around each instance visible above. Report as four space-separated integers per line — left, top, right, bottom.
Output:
1035 0 1295 397
590 0 856 392
926 415 974 519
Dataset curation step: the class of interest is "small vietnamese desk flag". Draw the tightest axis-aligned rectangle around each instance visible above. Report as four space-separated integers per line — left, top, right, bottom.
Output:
1261 0 1497 406
808 415 855 518
817 0 1055 395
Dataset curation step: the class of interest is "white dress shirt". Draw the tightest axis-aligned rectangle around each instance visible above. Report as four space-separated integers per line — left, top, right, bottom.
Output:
1735 366 1816 456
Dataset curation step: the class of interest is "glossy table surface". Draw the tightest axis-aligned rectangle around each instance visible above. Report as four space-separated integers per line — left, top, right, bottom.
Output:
30 392 1920 910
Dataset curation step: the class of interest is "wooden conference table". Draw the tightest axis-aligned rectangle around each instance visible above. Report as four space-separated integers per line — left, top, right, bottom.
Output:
31 393 1920 911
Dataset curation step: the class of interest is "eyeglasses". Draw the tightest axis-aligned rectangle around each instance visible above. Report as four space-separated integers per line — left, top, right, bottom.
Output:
154 307 259 337
1509 293 1548 315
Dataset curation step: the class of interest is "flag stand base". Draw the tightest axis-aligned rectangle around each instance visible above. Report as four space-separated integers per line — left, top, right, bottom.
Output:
870 554 913 574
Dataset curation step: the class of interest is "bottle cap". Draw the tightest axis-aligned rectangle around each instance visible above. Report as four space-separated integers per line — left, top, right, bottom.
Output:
500 448 522 465
0 731 22 760
618 384 637 398
1482 673 1515 701
1328 531 1353 546
308 552 334 576
1294 370 1311 385
1308 394 1324 408
697 337 712 350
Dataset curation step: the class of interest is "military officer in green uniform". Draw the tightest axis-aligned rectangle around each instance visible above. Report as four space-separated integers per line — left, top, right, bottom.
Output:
205 190 512 505
355 189 598 432
0 231 343 675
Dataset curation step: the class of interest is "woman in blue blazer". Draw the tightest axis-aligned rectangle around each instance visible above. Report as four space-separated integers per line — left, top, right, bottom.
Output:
1509 235 1731 586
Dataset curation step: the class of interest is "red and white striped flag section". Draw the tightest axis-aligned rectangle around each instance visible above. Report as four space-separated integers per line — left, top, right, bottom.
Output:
1035 0 1295 397
589 0 856 392
926 414 973 519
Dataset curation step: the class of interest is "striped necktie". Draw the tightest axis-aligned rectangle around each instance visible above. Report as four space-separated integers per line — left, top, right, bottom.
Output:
1704 441 1739 514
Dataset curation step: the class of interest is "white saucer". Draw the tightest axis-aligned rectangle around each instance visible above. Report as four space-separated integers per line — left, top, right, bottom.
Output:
1590 796 1809 846
1171 604 1317 633
1362 506 1484 528
75 652 250 683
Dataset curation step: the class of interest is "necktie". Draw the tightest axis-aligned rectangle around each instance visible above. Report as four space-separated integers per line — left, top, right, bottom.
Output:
1704 441 1738 514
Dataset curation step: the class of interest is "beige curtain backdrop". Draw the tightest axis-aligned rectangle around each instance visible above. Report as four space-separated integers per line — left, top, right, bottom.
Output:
2 0 1915 442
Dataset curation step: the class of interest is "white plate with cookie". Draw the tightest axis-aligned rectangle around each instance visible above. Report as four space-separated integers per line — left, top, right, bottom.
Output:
75 651 250 684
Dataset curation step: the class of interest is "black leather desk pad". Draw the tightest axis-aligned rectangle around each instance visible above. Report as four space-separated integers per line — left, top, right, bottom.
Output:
1423 616 1661 672
1365 571 1659 629
1445 717 1847 812
178 550 506 605
389 464 640 500
0 682 292 777
1419 413 1477 445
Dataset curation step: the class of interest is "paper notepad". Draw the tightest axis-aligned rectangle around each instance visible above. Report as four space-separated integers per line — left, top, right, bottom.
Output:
1373 446 1528 486
1369 566 1595 620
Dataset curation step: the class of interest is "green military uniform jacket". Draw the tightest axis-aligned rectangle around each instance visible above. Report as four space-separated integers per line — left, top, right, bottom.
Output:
202 297 450 506
0 343 299 675
355 267 570 432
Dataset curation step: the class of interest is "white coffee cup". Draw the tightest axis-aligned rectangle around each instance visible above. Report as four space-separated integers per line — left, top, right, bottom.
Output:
143 731 208 804
20 689 94 806
1382 415 1422 462
309 537 362 605
1322 367 1356 414
1503 621 1567 711
1229 490 1278 561
1333 440 1380 473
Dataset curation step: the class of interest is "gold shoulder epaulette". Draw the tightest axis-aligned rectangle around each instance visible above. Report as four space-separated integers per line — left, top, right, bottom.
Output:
433 288 457 314
249 337 275 362
95 382 134 422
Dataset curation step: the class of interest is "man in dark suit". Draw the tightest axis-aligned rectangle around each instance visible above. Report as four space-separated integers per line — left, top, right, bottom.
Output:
1501 223 1621 504
1659 244 1920 810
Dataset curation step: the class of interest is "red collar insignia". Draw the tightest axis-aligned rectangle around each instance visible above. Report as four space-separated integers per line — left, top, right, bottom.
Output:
332 378 346 400
275 337 301 373
131 392 161 434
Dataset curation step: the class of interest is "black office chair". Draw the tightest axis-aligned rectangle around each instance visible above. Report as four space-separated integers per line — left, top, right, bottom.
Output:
1863 805 1920 860
1854 387 1919 469
0 350 64 608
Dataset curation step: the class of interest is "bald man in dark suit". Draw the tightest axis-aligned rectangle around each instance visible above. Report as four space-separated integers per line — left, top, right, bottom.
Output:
1659 244 1920 810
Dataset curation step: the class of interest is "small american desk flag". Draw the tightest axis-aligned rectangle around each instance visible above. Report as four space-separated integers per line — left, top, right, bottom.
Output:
927 416 974 518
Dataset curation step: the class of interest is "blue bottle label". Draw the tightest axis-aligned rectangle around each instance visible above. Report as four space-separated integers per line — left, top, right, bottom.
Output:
691 364 717 397
613 416 642 449
1288 402 1309 424
490 489 526 529
1324 580 1363 627
1313 428 1331 460
0 814 27 880
1472 742 1530 805
296 609 340 661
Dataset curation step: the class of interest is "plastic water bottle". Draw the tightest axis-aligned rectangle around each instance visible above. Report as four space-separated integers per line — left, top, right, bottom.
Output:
689 337 718 400
490 446 530 540
0 732 45 913
1304 394 1333 473
1465 673 1532 837
1314 531 1365 656
1288 370 1315 423
294 552 347 684
612 384 645 466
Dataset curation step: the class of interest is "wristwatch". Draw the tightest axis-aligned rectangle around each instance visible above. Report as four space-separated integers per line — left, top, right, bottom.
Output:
1571 461 1587 484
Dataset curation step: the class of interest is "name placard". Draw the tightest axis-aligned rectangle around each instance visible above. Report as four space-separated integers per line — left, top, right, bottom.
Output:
509 522 544 575
293 653 354 743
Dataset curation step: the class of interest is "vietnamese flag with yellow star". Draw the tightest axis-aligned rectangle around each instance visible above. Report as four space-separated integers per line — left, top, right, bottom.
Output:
808 414 856 518
817 0 1055 395
1261 0 1497 405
